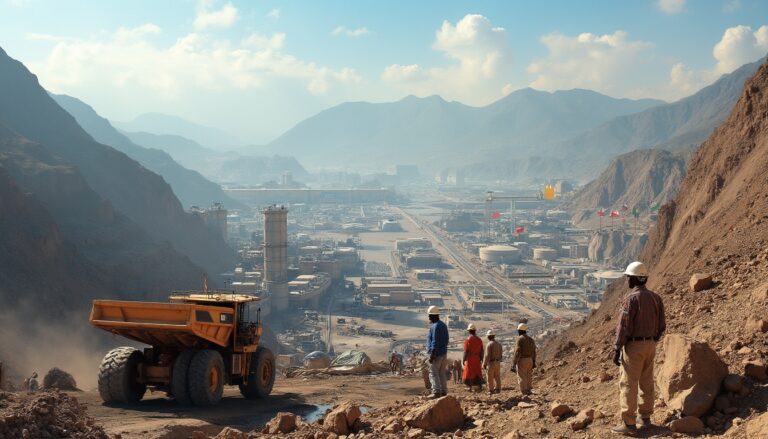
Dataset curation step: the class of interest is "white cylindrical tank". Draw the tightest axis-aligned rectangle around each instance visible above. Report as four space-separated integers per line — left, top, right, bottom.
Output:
479 245 521 264
533 247 558 261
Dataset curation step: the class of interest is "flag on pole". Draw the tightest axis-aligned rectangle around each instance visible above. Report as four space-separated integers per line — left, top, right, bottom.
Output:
515 226 525 234
490 211 501 219
610 211 620 218
597 208 606 217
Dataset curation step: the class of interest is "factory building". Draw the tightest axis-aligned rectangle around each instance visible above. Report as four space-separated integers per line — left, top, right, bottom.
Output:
365 283 415 306
190 203 228 240
404 249 443 268
225 188 396 205
568 244 589 259
533 247 559 261
394 237 432 251
479 245 522 264
380 219 401 232
287 273 331 308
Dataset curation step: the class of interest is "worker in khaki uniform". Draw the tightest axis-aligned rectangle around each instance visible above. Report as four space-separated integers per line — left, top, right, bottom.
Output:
611 261 666 436
482 330 503 395
511 323 536 395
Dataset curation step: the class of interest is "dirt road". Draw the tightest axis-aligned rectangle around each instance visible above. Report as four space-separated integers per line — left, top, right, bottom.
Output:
80 373 426 438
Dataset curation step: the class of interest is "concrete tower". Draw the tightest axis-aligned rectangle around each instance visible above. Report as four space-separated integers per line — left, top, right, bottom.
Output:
263 205 289 311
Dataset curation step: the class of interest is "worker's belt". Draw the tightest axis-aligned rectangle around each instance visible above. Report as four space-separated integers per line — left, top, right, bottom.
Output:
627 336 655 342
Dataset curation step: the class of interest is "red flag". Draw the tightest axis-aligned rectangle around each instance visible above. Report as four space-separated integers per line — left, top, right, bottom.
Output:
515 226 525 234
490 211 501 219
597 208 606 217
610 211 620 218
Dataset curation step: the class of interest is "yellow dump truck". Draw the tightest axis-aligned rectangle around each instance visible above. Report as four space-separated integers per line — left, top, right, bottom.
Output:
89 293 274 406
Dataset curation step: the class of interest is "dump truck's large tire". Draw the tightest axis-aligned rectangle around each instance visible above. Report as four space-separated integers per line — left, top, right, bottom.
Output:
188 350 224 406
97 347 147 404
239 347 275 399
170 349 197 405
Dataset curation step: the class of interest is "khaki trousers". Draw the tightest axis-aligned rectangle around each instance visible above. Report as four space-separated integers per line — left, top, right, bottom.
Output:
517 357 533 394
486 362 501 392
619 340 656 425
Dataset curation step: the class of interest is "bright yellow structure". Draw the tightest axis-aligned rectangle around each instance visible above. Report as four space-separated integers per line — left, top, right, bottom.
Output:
543 184 556 200
89 293 274 407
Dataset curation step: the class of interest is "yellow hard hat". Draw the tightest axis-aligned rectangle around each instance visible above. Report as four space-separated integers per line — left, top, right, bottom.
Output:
427 305 439 315
486 329 496 337
517 323 528 331
467 323 476 331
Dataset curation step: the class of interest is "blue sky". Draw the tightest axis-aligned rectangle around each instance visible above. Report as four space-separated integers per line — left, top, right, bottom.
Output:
1 0 767 143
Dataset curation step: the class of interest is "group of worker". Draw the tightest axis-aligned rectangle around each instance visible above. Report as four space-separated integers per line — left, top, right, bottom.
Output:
424 261 665 437
424 306 537 398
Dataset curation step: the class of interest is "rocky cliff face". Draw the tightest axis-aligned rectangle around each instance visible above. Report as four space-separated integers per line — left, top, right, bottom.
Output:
0 47 235 277
587 230 647 268
566 148 686 227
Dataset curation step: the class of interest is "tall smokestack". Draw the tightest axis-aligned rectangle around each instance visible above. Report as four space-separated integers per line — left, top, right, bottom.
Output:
263 205 289 311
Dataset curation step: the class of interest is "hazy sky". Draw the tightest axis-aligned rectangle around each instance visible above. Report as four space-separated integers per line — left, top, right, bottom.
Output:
1 0 767 144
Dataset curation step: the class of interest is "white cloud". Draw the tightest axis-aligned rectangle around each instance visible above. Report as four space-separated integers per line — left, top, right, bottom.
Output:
527 31 653 96
656 0 686 15
29 24 359 98
266 8 280 20
381 14 513 105
331 26 369 37
713 25 768 74
25 32 76 42
194 1 238 30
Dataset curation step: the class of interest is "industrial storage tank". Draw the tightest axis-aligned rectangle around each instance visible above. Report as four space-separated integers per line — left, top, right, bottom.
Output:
479 245 521 264
532 247 558 261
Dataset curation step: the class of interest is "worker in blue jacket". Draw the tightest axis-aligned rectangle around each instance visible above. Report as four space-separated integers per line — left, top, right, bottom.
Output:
426 305 450 398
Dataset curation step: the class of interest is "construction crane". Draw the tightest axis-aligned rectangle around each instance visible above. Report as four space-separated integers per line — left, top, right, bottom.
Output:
484 186 555 241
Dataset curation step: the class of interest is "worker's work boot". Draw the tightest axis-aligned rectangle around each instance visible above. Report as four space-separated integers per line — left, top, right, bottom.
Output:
611 423 637 436
638 417 653 428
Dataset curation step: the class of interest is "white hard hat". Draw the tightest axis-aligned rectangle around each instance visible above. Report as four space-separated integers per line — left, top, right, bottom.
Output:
427 305 439 315
467 323 477 331
486 329 495 337
517 323 529 331
624 261 649 277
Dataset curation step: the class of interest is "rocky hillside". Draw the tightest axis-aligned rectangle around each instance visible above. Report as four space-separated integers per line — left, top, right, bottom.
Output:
566 148 686 226
533 58 768 437
51 93 240 209
0 47 235 276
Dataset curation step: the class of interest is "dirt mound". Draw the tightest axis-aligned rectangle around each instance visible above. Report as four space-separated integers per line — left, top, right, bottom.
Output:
43 368 78 391
567 148 686 227
0 390 110 438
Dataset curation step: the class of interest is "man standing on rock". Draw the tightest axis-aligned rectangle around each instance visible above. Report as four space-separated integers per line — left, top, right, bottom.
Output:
511 323 536 395
426 306 449 398
483 330 503 395
611 261 666 436
462 323 484 392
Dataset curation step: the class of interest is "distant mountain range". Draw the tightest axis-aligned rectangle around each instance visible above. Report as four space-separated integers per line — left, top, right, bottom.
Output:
122 130 310 185
114 112 243 150
51 94 241 209
265 89 664 170
0 47 235 318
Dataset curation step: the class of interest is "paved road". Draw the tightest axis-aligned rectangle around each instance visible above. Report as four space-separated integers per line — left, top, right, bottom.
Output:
398 207 569 335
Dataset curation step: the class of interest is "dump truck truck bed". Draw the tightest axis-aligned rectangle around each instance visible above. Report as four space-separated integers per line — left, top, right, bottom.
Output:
89 300 236 348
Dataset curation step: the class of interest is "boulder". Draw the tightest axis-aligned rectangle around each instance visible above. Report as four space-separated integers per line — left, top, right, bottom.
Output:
323 402 361 435
689 273 713 292
215 427 248 439
744 361 768 382
657 334 729 417
714 395 730 412
751 282 768 302
265 412 297 434
404 395 464 433
745 316 768 334
569 409 595 431
502 430 523 439
669 416 704 434
550 402 572 418
746 412 768 438
42 368 78 391
723 374 743 393
407 428 425 438
599 371 613 382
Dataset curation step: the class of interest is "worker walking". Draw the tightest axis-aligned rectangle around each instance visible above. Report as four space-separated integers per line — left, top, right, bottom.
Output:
462 323 484 392
426 306 449 398
27 372 39 393
611 261 666 436
452 359 462 384
511 323 536 395
482 330 503 394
